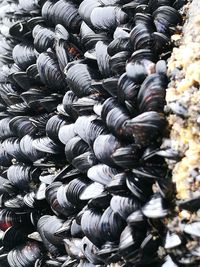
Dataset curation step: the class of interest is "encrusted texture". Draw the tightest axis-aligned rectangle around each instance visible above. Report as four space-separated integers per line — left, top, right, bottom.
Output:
167 0 200 200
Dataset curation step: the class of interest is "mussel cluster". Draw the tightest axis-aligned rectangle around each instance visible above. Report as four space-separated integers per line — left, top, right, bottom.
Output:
1 0 199 267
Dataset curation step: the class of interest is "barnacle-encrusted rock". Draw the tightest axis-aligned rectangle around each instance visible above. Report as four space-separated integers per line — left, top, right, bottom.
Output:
167 0 200 200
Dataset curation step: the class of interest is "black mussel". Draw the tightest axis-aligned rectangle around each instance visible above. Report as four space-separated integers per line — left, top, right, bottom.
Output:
2 225 30 250
101 97 132 140
118 225 144 263
72 152 98 173
130 23 155 51
123 111 167 146
87 164 119 185
117 73 140 115
102 77 118 97
52 0 82 33
90 6 128 31
58 124 76 145
63 91 79 119
142 193 168 218
153 32 172 54
79 0 102 26
139 233 162 264
80 182 104 200
63 238 83 259
37 50 67 91
0 209 23 231
81 237 103 265
12 43 36 70
65 63 102 97
126 173 153 201
65 136 89 163
74 115 107 146
112 144 143 169
81 208 103 247
33 136 63 154
46 115 68 143
80 22 110 50
105 103 132 141
153 6 182 34
110 51 131 75
106 172 127 195
65 177 89 206
98 207 126 242
7 164 40 191
33 25 55 53
41 216 65 248
95 41 112 78
94 134 123 168
37 215 62 257
9 116 37 138
110 195 141 220
137 73 168 113
107 36 131 57
126 59 155 83
7 241 43 267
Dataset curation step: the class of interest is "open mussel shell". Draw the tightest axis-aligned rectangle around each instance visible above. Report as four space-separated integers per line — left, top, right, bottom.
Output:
0 209 23 231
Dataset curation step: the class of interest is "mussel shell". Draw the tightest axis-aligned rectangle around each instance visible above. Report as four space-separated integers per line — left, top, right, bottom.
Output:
37 50 67 91
12 43 36 70
93 134 121 167
87 164 119 185
90 6 128 31
110 195 141 220
81 208 103 247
